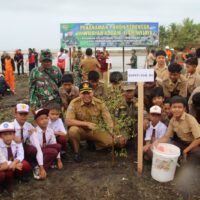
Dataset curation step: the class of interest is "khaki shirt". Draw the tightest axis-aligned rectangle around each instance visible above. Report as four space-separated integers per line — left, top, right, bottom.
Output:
59 85 79 110
66 97 113 129
188 86 200 117
196 58 200 75
186 72 200 95
165 112 200 142
162 74 187 98
154 64 168 81
80 57 100 81
93 81 106 99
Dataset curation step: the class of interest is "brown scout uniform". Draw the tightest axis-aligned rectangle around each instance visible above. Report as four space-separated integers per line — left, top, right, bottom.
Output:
165 112 200 156
59 85 79 110
188 86 200 117
80 57 100 81
154 64 168 81
162 74 187 98
186 72 200 96
92 81 106 99
66 97 114 148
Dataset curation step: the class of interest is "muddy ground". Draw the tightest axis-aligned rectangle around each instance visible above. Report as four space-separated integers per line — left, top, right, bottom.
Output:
0 75 200 200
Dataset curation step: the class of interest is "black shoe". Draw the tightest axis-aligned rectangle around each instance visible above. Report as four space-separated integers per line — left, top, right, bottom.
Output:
74 153 82 163
61 152 68 160
87 140 96 152
20 176 30 183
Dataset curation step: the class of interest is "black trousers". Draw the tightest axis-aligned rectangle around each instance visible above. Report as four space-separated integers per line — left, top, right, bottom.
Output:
17 62 24 75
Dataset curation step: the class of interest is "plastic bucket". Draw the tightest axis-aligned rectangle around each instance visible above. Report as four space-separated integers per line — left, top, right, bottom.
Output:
151 143 181 182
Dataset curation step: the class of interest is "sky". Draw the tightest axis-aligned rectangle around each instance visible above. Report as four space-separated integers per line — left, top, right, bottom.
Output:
0 0 199 51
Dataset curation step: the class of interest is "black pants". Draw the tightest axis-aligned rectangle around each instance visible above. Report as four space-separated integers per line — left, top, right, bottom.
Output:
29 63 35 73
17 62 24 75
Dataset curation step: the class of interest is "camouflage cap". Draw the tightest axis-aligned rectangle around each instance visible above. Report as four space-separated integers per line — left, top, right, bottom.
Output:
122 82 136 91
40 49 53 62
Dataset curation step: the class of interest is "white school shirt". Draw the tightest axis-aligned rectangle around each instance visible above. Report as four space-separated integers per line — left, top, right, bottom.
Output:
13 119 44 166
13 119 34 143
0 148 6 164
35 126 60 158
48 118 67 135
145 121 167 141
0 139 24 165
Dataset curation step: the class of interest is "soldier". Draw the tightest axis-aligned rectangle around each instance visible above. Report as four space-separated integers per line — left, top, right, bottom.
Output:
66 82 127 162
121 82 137 138
29 49 62 113
122 82 137 118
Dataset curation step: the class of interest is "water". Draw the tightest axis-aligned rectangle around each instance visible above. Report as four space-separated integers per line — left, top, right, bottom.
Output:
21 55 146 73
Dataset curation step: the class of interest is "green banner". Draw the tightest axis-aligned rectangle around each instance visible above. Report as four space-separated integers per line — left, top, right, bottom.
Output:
60 22 159 48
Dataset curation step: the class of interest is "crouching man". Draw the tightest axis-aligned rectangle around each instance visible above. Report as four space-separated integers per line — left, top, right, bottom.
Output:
66 82 127 162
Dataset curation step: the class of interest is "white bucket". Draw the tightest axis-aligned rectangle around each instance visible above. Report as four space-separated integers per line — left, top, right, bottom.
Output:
151 143 181 182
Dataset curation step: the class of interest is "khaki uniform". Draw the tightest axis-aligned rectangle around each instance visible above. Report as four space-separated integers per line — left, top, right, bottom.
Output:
196 58 200 75
80 57 100 81
59 85 79 110
162 74 187 98
154 64 168 81
92 81 106 99
165 112 200 143
66 97 114 148
186 72 200 96
188 86 200 117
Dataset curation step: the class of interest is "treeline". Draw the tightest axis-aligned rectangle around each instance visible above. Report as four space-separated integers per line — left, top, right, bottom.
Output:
159 18 200 49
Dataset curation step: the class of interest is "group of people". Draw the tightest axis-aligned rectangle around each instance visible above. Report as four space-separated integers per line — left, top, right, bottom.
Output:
0 48 39 95
1 46 200 196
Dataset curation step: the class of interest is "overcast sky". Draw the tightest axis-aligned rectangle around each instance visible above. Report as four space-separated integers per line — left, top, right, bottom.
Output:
0 0 199 51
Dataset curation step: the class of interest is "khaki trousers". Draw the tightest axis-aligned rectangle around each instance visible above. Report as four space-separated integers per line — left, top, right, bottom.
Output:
68 126 113 148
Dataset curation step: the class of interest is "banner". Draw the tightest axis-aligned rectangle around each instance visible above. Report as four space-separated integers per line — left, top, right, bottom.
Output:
60 22 159 48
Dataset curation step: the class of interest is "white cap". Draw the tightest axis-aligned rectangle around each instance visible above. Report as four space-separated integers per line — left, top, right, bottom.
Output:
150 105 162 114
0 122 15 133
165 46 169 49
16 103 29 113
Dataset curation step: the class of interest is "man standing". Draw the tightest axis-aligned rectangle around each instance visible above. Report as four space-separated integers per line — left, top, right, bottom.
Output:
130 50 137 69
29 49 62 113
14 49 24 75
80 48 101 81
66 82 127 162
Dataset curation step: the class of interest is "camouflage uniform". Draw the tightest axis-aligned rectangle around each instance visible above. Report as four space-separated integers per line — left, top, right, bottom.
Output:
29 65 62 109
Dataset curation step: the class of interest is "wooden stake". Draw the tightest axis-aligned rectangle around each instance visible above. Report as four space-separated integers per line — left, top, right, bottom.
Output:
137 82 144 174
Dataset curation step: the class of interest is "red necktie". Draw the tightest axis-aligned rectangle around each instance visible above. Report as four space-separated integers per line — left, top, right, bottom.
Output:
43 132 46 147
7 146 14 161
151 128 156 143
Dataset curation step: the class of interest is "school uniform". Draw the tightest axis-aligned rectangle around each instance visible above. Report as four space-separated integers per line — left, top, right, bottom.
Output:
13 119 34 143
145 121 167 142
144 121 167 160
0 148 10 189
13 119 44 166
154 64 168 81
162 74 187 98
30 126 61 170
186 72 200 96
165 112 200 158
48 118 67 152
0 139 31 181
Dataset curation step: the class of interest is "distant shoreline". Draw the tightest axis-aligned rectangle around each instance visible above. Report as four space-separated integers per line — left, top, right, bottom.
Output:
0 49 148 57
